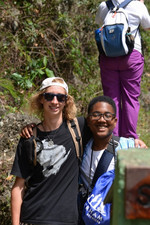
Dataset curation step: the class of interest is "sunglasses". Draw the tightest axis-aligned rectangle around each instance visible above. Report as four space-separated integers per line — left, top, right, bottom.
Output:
43 92 67 102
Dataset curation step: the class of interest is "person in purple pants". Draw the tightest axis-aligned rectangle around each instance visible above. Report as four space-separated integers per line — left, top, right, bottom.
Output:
95 0 150 139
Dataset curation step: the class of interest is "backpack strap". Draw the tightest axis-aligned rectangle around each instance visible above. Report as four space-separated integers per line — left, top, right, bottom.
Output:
92 136 120 187
33 126 37 137
106 0 133 10
67 118 83 161
119 0 133 9
106 0 114 10
32 127 37 166
31 120 83 165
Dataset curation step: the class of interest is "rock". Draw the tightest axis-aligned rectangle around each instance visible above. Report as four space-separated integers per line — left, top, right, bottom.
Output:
0 111 40 224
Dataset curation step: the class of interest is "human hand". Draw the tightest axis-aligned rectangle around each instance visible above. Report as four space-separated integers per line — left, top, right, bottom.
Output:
20 123 36 138
134 138 148 148
139 0 144 3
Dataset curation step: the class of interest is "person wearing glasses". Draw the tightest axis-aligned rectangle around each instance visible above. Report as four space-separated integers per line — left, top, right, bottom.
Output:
78 95 137 225
11 77 90 225
12 77 147 225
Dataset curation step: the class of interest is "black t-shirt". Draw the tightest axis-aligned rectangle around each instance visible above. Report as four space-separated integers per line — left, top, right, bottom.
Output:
11 117 90 225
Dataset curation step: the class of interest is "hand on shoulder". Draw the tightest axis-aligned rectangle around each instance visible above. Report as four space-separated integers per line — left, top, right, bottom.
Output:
20 123 36 138
134 138 148 148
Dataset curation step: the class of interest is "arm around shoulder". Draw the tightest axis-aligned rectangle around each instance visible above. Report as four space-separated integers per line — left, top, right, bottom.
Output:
20 123 36 138
11 177 25 225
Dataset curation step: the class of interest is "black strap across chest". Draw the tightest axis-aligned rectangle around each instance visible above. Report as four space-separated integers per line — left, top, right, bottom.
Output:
92 136 120 188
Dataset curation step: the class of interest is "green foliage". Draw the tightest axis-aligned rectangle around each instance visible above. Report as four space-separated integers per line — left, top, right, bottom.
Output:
141 29 150 72
11 73 33 89
0 0 100 116
0 0 149 114
0 78 19 99
137 107 150 146
0 0 4 6
11 56 54 89
0 1 149 122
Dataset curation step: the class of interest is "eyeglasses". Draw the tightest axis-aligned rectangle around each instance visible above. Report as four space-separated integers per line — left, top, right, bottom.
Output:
43 93 67 102
88 112 115 121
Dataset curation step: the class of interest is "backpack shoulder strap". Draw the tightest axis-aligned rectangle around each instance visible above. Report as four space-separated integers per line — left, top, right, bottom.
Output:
106 0 114 10
32 127 37 166
67 118 83 161
33 126 37 137
119 0 133 9
92 136 120 187
33 120 83 164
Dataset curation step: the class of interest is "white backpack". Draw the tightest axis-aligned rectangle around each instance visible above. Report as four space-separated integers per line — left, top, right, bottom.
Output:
95 0 135 57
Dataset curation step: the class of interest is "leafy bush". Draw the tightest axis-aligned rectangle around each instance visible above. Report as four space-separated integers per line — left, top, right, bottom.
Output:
0 0 100 111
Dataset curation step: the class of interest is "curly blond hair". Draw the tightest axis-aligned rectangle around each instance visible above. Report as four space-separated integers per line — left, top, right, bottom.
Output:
29 78 77 121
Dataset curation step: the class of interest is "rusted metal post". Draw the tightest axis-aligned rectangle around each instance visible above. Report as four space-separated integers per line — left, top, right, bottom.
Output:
112 149 150 225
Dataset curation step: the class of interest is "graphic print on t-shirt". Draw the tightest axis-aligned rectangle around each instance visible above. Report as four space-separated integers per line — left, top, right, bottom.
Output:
36 139 70 177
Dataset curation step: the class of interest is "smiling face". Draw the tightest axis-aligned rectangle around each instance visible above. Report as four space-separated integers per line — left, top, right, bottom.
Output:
41 85 67 118
87 101 117 140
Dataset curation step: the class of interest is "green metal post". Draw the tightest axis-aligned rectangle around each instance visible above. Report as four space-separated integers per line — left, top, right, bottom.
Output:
112 148 150 225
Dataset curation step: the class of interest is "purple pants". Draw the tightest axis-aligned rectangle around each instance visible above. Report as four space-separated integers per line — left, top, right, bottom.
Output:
100 50 144 139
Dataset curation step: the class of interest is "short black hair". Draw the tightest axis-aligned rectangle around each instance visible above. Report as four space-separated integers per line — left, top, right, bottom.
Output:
88 96 116 115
